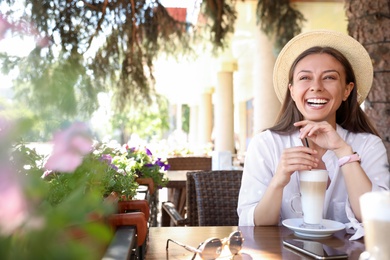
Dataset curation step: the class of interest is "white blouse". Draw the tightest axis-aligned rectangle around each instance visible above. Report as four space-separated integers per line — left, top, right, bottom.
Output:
237 125 390 227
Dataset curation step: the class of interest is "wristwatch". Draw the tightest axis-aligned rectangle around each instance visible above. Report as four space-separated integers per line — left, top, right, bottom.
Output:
338 153 361 167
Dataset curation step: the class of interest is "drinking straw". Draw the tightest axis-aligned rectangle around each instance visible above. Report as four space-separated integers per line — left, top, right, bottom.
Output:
304 138 309 148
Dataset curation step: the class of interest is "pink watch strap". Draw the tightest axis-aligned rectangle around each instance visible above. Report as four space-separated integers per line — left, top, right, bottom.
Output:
338 153 361 167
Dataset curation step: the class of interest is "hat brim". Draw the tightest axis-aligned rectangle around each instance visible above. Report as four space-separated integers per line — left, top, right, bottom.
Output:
273 30 373 104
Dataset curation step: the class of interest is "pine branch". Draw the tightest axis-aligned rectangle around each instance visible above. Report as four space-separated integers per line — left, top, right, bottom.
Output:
256 0 305 54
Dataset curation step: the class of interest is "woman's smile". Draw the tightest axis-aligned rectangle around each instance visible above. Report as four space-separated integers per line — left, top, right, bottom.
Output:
306 98 329 108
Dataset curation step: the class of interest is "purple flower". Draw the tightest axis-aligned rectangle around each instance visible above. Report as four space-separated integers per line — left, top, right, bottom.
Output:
145 148 152 156
100 154 112 164
155 158 164 167
109 164 119 171
163 164 170 171
155 158 170 171
99 154 119 171
144 163 153 168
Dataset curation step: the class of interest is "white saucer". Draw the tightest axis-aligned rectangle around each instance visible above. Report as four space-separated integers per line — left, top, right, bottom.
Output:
282 218 345 238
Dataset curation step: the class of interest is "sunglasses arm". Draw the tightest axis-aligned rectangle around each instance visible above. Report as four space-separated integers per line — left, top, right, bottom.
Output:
166 239 202 254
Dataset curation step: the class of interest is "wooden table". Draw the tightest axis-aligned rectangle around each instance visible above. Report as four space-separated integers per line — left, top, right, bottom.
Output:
162 170 188 226
165 170 187 189
145 226 365 259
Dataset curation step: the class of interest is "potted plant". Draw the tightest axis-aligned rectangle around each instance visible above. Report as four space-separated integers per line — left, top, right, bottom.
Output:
41 124 139 205
1 122 115 259
123 145 170 193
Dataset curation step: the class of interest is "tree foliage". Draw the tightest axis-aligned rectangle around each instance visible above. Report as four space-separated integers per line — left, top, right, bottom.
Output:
256 0 305 54
0 0 309 142
109 94 170 144
1 0 238 117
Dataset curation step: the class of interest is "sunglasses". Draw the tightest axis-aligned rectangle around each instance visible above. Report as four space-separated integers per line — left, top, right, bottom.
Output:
166 230 244 260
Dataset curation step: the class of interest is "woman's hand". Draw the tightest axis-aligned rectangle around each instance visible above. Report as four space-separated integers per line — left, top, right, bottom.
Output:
273 146 318 188
294 120 349 153
255 145 318 226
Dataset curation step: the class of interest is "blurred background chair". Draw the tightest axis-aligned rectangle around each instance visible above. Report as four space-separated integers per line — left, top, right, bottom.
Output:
161 156 212 226
162 170 243 226
167 156 212 171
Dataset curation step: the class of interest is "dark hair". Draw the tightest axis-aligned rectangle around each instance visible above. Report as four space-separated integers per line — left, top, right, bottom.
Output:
268 46 380 137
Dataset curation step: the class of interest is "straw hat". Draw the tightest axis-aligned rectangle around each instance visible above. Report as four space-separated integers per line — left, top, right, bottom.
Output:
273 29 373 104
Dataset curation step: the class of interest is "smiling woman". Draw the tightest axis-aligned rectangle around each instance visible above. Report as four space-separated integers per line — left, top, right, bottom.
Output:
237 30 389 239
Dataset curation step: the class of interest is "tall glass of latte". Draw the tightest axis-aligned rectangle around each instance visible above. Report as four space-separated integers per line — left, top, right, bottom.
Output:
359 191 390 260
298 170 328 228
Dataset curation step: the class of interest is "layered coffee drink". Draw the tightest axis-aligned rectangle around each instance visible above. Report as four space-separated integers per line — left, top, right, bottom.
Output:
364 219 390 259
360 191 390 260
299 170 328 227
300 180 327 224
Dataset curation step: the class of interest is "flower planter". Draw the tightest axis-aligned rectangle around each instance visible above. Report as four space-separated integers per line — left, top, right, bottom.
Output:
106 212 148 247
136 177 155 195
104 191 150 247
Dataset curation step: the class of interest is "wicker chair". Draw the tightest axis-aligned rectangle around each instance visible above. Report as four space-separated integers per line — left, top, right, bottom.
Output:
162 170 197 226
161 156 212 226
162 170 243 226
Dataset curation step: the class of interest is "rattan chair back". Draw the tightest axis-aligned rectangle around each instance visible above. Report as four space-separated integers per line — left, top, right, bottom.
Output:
185 171 199 226
189 170 243 226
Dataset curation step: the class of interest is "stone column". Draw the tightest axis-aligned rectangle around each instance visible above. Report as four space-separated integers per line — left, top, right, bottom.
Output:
214 61 237 153
176 103 182 131
188 104 198 149
237 100 247 155
253 28 280 133
197 89 213 153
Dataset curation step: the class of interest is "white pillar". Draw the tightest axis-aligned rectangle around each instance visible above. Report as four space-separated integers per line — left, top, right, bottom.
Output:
253 28 280 133
188 104 198 148
198 90 213 153
176 103 182 131
237 100 247 155
214 61 237 153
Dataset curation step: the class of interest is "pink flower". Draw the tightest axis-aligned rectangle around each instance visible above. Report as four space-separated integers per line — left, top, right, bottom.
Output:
44 122 93 173
0 167 29 236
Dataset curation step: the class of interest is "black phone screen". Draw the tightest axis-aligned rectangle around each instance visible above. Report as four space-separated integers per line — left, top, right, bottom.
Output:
283 239 348 259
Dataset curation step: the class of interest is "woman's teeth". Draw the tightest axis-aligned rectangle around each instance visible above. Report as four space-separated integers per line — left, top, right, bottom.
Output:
307 99 327 107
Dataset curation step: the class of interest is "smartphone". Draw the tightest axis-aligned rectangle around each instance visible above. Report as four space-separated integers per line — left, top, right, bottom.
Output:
283 239 348 259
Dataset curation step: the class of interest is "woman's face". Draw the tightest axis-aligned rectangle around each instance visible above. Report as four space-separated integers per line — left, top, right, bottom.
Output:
289 53 354 125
